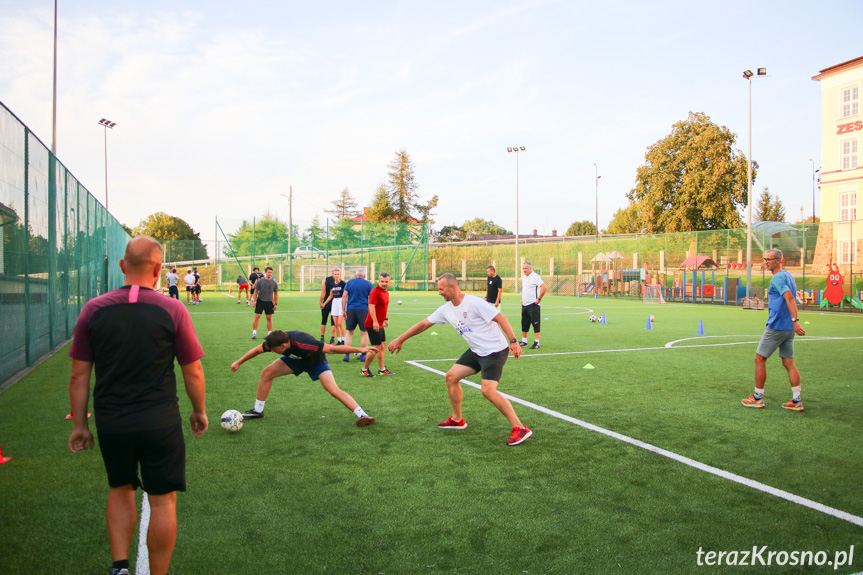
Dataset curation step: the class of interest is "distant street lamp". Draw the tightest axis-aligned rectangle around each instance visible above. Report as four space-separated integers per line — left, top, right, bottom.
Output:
743 67 766 297
808 158 820 223
507 146 525 293
98 118 116 210
593 163 601 237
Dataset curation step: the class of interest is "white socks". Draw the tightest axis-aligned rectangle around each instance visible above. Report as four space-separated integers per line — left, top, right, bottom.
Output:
255 399 266 413
353 406 368 418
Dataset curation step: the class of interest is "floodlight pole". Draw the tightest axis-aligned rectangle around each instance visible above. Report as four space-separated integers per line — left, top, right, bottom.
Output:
742 68 764 298
98 118 116 210
507 146 525 293
52 0 58 155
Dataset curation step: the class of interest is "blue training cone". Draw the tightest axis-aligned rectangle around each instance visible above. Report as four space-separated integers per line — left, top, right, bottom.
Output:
696 320 704 335
600 312 607 325
594 291 598 299
645 315 653 330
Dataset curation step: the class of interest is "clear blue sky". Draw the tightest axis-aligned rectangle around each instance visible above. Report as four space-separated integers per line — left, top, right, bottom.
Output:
1 0 861 245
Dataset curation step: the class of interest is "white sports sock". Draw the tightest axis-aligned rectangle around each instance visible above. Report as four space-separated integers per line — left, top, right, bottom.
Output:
754 387 764 398
792 386 801 401
255 399 266 413
353 406 368 418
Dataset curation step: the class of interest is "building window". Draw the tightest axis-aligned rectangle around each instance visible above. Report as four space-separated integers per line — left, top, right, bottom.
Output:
838 240 857 265
841 85 859 118
839 191 857 221
840 139 858 170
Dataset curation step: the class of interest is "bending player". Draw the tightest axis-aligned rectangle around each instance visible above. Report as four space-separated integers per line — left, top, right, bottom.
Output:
388 273 532 446
231 330 376 426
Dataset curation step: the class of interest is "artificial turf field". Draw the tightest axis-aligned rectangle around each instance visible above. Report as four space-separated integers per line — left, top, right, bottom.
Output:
1 290 861 574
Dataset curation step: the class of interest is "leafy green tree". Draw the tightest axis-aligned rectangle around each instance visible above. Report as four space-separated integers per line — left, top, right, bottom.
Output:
133 212 208 260
461 218 511 238
565 220 598 236
755 187 786 222
330 219 361 248
387 150 420 223
435 224 465 243
415 194 439 224
324 188 361 222
627 111 754 233
605 206 642 234
367 184 395 223
303 215 326 249
225 212 291 258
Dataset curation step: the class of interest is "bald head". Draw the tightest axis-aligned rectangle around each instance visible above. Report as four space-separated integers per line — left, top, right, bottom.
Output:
123 236 162 270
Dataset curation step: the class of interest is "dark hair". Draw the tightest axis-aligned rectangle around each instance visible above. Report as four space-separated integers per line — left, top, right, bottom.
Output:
379 272 390 279
487 265 495 272
253 267 260 271
264 330 290 349
265 266 274 272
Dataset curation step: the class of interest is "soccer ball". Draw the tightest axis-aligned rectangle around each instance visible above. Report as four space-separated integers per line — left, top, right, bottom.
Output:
355 352 363 360
589 315 597 322
649 315 656 322
397 300 403 305
220 409 243 432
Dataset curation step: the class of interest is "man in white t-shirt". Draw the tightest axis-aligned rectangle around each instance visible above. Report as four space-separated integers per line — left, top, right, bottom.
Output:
520 261 547 349
183 269 196 305
388 273 532 446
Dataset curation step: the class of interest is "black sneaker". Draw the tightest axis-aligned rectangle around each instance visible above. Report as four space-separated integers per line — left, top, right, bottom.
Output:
242 409 264 419
320 335 325 342
109 569 130 575
377 368 394 375
361 368 375 378
529 341 540 349
519 341 528 347
329 337 335 344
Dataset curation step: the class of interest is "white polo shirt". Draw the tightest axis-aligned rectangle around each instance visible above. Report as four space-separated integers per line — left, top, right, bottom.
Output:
427 294 507 356
183 273 195 287
521 271 545 306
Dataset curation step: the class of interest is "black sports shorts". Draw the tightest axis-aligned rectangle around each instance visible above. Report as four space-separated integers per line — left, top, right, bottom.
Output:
321 304 334 326
455 348 508 382
255 300 275 315
521 303 541 333
368 327 387 346
98 422 186 495
345 309 368 332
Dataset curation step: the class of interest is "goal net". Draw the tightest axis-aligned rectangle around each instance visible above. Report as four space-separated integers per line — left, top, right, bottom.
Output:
643 284 666 304
741 297 765 310
300 265 369 293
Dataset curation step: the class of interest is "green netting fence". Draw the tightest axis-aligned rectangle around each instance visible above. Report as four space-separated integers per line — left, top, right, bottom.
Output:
1 101 130 387
162 217 431 292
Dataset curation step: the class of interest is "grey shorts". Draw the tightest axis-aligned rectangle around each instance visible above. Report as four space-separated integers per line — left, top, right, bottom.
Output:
756 328 795 359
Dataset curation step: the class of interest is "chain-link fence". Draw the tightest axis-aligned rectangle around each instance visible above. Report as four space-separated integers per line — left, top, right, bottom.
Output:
1 101 130 387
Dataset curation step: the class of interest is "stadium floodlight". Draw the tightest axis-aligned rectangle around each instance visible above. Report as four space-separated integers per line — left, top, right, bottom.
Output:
98 119 116 210
507 146 526 293
742 67 765 299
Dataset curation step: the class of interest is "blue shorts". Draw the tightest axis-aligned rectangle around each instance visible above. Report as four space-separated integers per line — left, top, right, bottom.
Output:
278 357 331 381
756 328 795 359
345 308 368 331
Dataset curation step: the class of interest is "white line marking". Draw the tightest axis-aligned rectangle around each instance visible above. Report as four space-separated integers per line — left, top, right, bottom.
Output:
404 350 863 528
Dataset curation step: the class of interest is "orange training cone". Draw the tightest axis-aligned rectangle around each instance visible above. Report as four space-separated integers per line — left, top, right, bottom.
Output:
0 441 12 465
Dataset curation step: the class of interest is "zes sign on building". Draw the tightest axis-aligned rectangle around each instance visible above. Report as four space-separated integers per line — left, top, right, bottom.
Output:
812 56 862 277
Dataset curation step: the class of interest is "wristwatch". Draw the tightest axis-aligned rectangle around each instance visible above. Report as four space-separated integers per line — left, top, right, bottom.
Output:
791 318 799 323
510 338 518 344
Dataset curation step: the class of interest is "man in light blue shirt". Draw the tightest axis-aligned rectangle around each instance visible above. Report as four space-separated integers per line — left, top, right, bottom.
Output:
742 249 807 411
342 270 374 362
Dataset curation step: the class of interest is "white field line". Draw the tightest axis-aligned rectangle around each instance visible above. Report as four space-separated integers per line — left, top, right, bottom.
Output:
404 336 863 528
414 336 863 363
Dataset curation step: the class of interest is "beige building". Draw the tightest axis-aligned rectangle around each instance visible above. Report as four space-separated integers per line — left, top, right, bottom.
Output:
812 56 862 275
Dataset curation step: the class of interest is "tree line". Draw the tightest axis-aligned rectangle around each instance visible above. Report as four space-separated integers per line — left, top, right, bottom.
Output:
126 112 809 257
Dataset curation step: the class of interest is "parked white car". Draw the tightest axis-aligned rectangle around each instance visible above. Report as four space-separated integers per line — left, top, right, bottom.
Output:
293 245 325 259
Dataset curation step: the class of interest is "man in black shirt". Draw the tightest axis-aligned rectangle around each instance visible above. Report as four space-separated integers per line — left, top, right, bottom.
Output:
248 267 262 305
231 330 376 426
486 265 503 308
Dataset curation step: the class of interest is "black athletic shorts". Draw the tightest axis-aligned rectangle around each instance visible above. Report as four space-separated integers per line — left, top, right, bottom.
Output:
455 348 508 382
345 308 368 332
98 422 186 495
368 327 386 346
255 300 275 315
521 303 541 333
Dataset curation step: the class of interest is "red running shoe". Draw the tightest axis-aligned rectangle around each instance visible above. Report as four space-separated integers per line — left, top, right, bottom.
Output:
506 426 532 446
437 417 467 429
